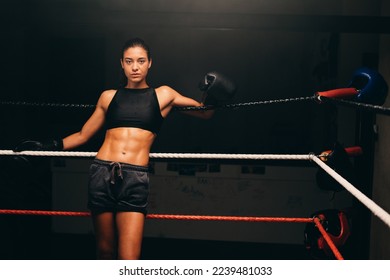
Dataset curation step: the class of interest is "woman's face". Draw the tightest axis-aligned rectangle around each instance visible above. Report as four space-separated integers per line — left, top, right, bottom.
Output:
121 46 152 87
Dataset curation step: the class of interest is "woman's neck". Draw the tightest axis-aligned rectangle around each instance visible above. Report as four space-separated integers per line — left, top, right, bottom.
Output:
126 81 149 89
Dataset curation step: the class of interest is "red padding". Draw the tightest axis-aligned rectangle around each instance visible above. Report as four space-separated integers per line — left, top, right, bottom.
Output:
345 146 363 156
317 88 358 98
322 146 363 157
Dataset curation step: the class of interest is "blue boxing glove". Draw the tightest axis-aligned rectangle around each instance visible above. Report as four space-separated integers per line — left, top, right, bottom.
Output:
348 67 388 105
13 139 64 152
198 71 237 106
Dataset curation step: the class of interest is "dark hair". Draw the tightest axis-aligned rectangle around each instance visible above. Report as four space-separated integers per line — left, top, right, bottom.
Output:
119 38 152 87
121 37 151 60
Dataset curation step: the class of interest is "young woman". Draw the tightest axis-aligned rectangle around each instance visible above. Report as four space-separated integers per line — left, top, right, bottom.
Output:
14 38 235 259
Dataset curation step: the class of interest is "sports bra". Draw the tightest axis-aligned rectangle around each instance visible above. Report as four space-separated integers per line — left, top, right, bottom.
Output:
105 87 164 134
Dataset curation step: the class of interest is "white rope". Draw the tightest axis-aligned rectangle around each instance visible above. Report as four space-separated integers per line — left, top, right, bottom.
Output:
0 150 311 160
1 149 389 229
310 155 390 229
150 153 312 160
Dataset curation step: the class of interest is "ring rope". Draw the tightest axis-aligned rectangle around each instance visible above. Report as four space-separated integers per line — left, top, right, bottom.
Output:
317 96 390 116
0 209 342 259
0 209 90 217
1 150 390 230
2 95 390 115
310 155 390 229
0 209 313 223
0 101 96 109
175 96 316 111
148 214 314 223
313 217 344 260
0 150 312 160
0 97 315 111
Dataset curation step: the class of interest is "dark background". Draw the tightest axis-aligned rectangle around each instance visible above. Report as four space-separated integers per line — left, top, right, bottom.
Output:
0 0 353 154
0 0 387 259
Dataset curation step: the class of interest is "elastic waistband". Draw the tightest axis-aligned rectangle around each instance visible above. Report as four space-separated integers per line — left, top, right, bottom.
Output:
93 158 149 172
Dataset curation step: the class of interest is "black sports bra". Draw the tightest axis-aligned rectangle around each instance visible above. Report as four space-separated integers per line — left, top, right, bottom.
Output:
105 87 164 134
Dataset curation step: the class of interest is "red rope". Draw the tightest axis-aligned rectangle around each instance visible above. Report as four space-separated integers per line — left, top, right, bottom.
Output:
0 209 344 259
147 214 313 223
0 209 313 223
313 217 344 260
0 209 90 217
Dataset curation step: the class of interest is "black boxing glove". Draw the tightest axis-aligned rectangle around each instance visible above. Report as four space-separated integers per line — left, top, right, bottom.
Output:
198 71 237 106
13 138 64 152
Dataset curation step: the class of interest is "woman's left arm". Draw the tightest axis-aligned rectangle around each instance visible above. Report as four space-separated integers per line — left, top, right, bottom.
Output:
157 86 214 119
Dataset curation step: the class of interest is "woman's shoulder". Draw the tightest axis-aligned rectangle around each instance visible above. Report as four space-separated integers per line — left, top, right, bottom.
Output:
155 85 177 95
100 89 117 99
97 89 117 107
101 89 117 96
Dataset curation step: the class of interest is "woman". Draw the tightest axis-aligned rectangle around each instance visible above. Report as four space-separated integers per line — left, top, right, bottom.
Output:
14 38 234 259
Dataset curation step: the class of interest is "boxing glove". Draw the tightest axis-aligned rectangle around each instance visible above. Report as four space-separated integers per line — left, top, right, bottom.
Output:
316 67 388 105
198 71 237 106
13 138 63 152
348 67 388 105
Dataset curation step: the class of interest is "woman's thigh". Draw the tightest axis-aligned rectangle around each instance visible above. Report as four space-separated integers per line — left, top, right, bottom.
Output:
115 211 145 260
92 212 116 259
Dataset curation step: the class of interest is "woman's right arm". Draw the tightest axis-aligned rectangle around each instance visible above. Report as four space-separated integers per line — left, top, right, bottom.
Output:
62 90 115 150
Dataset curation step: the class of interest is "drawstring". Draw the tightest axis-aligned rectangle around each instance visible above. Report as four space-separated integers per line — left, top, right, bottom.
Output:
109 162 123 184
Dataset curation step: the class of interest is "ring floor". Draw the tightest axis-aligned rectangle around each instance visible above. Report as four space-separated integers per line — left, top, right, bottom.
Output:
1 233 311 260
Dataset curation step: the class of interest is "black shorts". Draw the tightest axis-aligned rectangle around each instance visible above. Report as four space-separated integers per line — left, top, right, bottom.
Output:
87 159 150 214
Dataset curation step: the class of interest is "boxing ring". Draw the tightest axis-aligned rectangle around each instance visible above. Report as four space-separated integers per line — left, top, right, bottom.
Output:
0 149 389 260
0 68 389 260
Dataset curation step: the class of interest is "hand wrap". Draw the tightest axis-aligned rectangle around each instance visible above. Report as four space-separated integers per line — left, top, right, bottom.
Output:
13 139 64 152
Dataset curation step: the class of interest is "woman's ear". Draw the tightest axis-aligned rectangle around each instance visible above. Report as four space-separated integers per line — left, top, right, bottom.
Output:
148 59 152 69
120 59 124 69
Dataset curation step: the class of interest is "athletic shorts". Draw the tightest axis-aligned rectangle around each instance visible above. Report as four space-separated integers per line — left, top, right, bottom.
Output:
87 159 150 214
